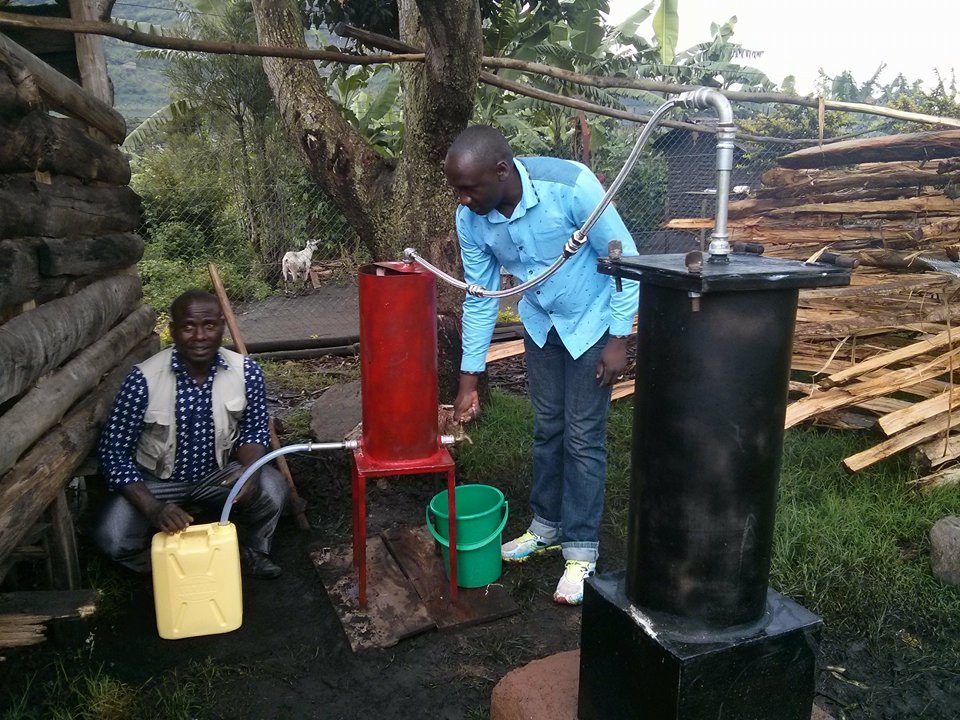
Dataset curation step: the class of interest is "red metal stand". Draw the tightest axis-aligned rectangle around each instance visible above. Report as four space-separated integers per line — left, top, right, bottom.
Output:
352 443 458 608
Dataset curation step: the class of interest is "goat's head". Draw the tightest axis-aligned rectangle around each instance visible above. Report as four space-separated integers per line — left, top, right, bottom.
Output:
306 238 321 251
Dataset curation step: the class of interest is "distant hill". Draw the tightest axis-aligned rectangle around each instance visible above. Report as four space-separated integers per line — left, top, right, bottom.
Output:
105 0 176 126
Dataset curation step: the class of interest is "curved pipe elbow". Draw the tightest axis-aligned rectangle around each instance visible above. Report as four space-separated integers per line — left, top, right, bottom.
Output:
677 87 734 125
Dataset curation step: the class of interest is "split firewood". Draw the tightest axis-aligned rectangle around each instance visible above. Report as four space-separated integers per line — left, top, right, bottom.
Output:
843 415 955 473
908 465 960 492
821 328 960 388
785 346 960 428
909 434 960 470
877 387 960 436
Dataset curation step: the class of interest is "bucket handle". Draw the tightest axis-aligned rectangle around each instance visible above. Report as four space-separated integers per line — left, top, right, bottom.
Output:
426 501 509 552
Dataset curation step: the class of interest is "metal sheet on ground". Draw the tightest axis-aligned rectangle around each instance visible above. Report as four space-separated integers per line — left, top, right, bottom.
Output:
310 536 434 652
382 525 519 631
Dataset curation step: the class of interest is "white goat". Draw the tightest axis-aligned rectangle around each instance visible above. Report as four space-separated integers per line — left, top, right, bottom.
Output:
281 238 320 295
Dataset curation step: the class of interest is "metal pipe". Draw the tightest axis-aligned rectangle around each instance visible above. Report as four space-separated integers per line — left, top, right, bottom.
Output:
404 98 682 298
676 88 736 261
219 440 358 525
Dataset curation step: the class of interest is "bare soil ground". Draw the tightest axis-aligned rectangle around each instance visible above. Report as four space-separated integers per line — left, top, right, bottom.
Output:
3 356 959 719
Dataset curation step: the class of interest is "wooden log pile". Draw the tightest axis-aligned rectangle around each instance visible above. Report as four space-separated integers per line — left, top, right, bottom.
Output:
0 29 157 608
666 129 960 486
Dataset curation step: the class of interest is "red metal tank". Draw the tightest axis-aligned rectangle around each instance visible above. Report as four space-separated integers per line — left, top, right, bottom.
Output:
357 262 440 463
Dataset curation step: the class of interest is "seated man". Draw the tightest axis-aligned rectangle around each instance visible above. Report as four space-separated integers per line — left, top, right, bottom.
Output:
93 289 289 578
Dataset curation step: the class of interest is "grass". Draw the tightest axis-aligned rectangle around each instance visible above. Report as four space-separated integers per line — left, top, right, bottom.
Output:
458 389 960 668
1 656 226 720
773 427 960 662
260 359 359 396
278 407 312 442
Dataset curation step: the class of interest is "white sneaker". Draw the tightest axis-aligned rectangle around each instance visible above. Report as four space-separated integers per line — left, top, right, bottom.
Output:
553 560 596 605
501 531 561 563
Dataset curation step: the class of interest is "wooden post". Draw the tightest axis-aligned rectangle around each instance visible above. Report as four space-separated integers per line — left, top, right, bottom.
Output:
269 418 310 529
207 264 310 530
68 0 112 106
208 263 247 355
46 490 80 590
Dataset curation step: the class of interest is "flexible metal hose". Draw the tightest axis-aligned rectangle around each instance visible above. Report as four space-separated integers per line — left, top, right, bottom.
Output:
404 98 681 298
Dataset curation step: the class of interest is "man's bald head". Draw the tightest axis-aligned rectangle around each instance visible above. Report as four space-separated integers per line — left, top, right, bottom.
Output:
446 125 514 167
445 126 518 216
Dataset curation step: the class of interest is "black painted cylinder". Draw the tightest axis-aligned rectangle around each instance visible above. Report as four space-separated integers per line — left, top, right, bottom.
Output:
626 283 798 628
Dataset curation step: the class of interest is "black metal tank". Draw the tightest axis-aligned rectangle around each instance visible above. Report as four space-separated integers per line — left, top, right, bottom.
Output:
598 252 849 629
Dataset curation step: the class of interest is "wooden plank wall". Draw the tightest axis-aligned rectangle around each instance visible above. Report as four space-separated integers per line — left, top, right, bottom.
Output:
0 11 158 586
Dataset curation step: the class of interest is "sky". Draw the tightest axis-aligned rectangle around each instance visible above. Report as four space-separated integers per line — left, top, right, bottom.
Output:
606 0 958 95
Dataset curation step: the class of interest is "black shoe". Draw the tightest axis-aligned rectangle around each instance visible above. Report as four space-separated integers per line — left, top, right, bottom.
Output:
240 548 282 579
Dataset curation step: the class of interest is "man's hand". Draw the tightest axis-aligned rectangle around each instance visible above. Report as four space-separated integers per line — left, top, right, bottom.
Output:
595 336 629 387
453 373 482 424
152 502 193 533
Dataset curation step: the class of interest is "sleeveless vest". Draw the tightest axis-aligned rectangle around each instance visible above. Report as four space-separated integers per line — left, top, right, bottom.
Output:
134 347 247 479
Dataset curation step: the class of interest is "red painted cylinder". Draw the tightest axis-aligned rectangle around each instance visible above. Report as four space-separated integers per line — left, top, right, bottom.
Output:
358 262 439 463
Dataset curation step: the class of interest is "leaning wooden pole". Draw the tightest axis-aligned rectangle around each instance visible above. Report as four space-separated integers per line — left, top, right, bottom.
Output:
207 263 310 531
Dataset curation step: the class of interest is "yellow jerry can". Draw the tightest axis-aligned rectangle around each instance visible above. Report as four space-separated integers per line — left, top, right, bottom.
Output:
151 521 243 640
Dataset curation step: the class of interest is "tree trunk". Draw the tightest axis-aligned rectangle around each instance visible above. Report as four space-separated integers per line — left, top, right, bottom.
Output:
777 130 960 169
251 0 482 394
0 32 126 143
758 162 960 198
0 238 41 308
35 233 144 276
251 0 393 256
0 274 141 404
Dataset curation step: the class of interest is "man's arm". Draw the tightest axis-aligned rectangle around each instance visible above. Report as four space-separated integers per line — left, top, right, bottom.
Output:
572 170 641 386
456 213 501 422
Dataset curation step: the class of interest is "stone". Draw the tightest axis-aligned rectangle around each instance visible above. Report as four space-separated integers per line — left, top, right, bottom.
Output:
490 650 579 720
930 515 960 587
310 380 361 442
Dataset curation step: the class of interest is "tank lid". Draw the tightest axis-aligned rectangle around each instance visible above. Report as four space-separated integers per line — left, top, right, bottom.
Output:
598 253 850 293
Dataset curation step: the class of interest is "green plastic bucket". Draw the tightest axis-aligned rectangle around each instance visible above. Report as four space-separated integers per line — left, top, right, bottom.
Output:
426 484 508 588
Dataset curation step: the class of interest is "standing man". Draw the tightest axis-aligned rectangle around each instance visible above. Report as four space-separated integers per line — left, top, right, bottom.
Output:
94 289 288 578
445 125 640 605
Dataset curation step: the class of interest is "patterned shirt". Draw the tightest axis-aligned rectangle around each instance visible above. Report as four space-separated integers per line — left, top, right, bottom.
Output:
98 349 270 489
456 157 641 372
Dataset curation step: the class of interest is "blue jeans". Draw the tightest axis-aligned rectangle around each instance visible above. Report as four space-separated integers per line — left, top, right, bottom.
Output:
524 328 612 563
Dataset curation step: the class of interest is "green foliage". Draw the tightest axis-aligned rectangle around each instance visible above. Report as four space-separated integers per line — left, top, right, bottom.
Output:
138 243 270 318
455 391 534 500
277 408 312 441
651 0 678 65
327 65 403 156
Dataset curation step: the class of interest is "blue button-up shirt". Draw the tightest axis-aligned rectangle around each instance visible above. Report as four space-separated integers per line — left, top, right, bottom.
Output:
98 350 271 489
456 157 640 371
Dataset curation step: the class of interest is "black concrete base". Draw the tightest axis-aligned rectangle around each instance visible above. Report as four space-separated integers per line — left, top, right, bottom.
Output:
578 571 822 720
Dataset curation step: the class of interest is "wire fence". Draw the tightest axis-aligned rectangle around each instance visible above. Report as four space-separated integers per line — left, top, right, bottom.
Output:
136 131 785 341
